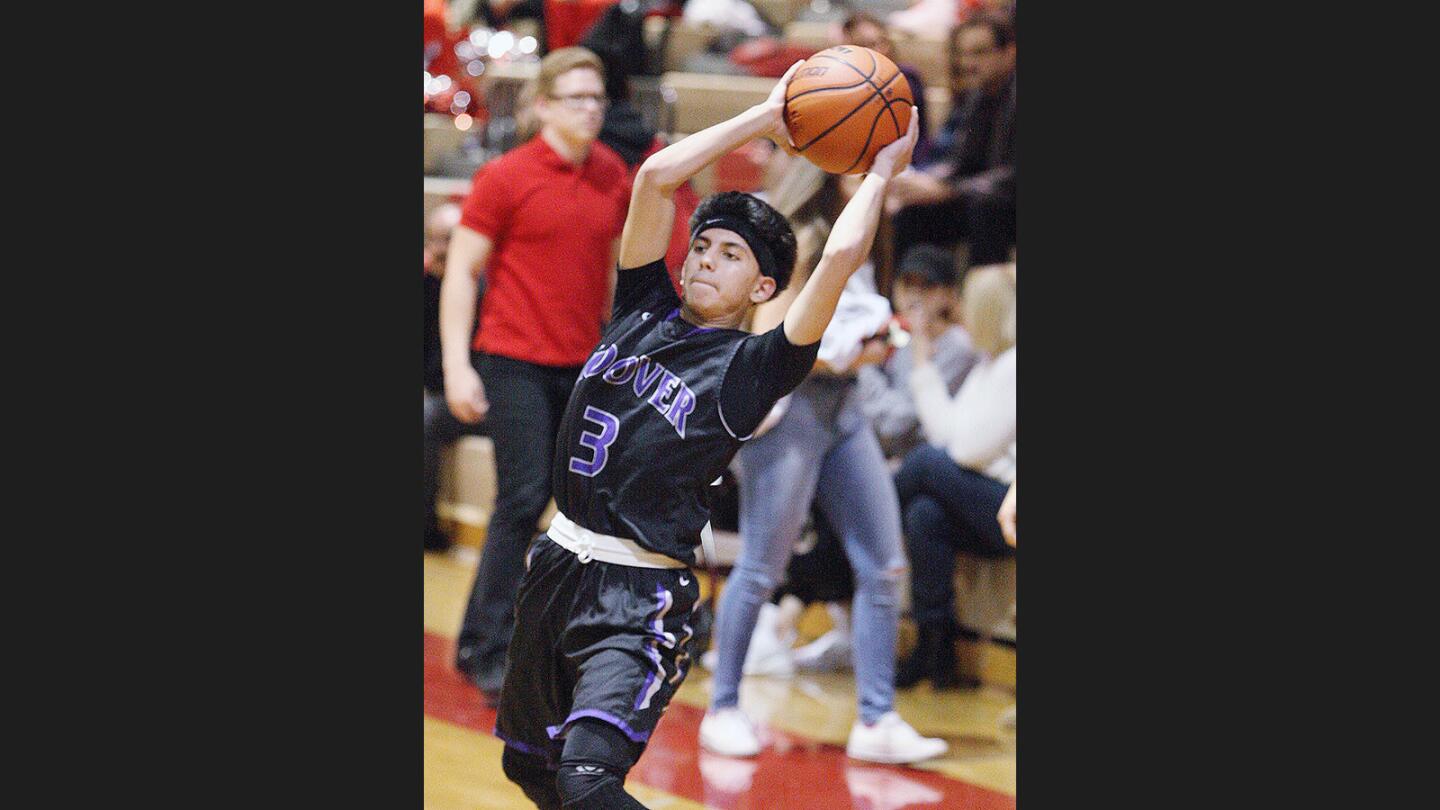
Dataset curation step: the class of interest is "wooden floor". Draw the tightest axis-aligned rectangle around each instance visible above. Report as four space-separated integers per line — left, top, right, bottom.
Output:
425 547 1016 809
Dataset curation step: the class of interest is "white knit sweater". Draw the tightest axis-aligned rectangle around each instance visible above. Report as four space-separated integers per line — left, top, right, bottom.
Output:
909 346 1016 484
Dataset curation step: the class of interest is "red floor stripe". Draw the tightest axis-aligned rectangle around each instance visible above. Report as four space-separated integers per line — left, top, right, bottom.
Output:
425 631 1015 809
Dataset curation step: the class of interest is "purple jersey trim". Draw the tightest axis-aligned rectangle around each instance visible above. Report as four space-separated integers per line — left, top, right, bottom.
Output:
545 709 652 743
665 307 719 337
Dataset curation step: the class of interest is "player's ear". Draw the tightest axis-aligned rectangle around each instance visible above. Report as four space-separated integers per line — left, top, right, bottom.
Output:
750 274 777 303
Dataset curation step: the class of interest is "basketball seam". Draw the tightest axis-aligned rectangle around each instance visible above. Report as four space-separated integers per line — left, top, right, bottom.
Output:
817 51 906 135
840 94 915 173
814 50 878 81
787 76 876 101
839 98 914 175
839 103 889 175
792 69 903 154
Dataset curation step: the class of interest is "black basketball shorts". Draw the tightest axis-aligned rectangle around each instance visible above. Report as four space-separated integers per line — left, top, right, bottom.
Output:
494 535 700 763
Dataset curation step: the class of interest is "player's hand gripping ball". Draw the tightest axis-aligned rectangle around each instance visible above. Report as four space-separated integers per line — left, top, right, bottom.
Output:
784 46 914 175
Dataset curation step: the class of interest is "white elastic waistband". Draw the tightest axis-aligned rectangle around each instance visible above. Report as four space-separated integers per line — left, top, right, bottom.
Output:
547 512 690 569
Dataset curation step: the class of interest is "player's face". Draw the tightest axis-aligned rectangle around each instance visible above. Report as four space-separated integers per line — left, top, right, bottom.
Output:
538 67 607 145
681 228 777 320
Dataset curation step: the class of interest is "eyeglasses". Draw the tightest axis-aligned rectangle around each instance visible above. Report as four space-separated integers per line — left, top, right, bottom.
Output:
549 93 609 110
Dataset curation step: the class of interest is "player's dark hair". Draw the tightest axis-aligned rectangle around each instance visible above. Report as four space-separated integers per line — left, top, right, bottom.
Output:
690 191 798 292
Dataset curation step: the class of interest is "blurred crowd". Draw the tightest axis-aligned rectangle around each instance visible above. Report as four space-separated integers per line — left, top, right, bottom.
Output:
424 0 1016 759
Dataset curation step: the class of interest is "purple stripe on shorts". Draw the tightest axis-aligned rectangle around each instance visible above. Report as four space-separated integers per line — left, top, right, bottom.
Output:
546 709 652 743
633 582 673 711
494 726 552 760
635 671 658 712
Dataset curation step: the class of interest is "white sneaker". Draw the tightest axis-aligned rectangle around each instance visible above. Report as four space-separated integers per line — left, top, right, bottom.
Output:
699 604 797 677
699 707 763 757
792 628 852 672
846 711 948 765
742 602 796 677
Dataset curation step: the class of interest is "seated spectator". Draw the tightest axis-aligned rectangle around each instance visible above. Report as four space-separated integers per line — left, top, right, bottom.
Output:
886 13 1014 266
893 262 1015 689
424 202 486 553
856 244 979 461
841 11 933 164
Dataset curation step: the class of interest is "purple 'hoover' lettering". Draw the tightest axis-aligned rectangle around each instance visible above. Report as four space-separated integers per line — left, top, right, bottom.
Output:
647 370 681 410
581 345 617 378
632 357 664 398
602 357 640 385
665 385 696 438
575 351 701 441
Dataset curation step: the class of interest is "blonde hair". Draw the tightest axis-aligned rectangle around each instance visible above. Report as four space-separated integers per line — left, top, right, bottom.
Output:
532 46 604 99
961 264 1016 356
516 47 605 141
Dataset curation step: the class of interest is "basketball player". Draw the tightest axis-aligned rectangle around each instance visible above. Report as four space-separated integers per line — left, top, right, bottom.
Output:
493 63 920 809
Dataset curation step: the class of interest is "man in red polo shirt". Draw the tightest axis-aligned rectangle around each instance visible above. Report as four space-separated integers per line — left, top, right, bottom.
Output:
439 46 630 702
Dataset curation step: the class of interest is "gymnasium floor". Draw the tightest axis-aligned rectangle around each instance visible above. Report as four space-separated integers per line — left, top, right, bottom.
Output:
425 547 1016 809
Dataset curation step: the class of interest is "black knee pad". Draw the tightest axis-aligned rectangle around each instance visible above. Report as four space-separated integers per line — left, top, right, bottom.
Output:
502 745 561 810
556 719 647 809
555 773 648 810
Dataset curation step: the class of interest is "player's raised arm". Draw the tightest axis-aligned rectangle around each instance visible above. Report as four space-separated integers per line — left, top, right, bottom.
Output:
617 61 806 270
783 113 919 346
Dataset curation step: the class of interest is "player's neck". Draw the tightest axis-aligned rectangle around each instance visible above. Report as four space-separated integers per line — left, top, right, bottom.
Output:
678 302 745 331
541 128 592 166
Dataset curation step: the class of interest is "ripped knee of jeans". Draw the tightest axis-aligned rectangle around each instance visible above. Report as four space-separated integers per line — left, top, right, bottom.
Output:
858 560 908 606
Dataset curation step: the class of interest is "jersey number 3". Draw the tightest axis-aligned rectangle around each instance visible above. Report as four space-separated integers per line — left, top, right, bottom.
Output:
568 406 620 477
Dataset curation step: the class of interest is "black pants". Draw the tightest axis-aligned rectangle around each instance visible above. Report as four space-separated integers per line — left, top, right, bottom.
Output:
892 189 1016 268
455 354 582 684
894 444 1012 626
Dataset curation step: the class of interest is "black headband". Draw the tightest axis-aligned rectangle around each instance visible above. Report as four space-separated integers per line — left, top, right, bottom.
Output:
689 216 779 282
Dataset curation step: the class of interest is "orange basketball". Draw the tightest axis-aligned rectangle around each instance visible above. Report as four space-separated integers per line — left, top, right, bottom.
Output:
783 46 914 175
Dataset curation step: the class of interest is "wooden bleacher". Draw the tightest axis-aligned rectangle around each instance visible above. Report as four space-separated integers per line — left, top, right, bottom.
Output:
424 176 470 220
658 71 777 136
424 113 469 174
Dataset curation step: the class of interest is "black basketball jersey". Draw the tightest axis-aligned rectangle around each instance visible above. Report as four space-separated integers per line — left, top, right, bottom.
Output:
552 259 810 564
